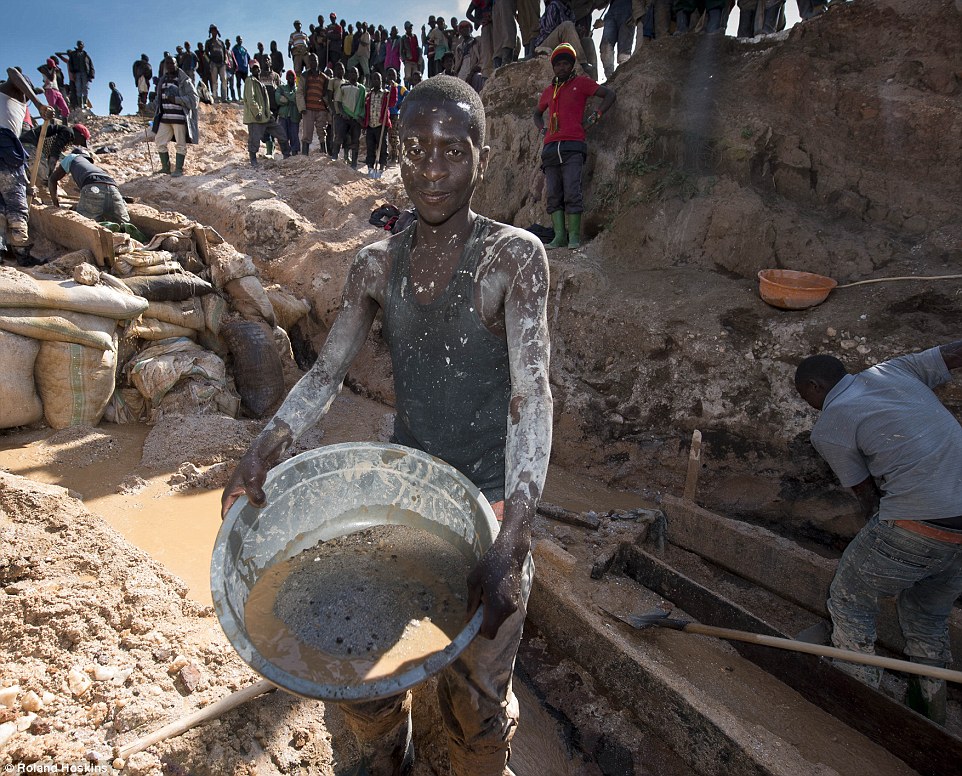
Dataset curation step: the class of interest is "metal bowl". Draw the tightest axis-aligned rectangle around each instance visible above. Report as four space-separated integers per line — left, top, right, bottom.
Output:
757 269 838 310
211 442 499 701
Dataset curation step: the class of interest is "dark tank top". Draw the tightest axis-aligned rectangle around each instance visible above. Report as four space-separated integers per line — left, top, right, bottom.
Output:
382 216 511 502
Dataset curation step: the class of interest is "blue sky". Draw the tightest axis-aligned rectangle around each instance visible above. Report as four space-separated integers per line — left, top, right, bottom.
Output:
5 2 798 115
4 1 463 114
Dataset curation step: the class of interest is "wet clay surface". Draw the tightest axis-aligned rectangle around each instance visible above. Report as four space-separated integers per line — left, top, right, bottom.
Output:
247 522 470 685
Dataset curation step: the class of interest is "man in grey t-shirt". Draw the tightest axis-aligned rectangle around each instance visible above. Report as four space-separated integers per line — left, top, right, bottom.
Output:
794 341 962 723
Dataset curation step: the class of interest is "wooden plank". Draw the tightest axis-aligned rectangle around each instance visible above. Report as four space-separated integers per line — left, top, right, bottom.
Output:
29 204 114 266
614 543 962 776
661 495 962 670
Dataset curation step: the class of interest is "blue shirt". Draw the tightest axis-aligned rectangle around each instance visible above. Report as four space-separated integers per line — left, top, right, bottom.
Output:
232 45 250 73
811 347 962 520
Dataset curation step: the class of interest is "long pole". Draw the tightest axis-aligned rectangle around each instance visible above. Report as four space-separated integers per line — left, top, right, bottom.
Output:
115 678 276 759
679 621 962 684
26 119 50 206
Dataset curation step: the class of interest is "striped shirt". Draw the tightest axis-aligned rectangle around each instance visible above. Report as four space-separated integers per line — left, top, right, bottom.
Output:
158 75 186 124
812 347 962 520
289 30 310 53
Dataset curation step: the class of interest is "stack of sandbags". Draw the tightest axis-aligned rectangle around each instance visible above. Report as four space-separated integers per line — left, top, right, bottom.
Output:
0 266 148 429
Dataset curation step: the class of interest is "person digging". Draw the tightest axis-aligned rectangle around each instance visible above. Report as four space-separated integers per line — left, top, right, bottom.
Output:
48 148 130 226
1 67 53 265
794 340 962 724
222 75 552 776
532 43 614 250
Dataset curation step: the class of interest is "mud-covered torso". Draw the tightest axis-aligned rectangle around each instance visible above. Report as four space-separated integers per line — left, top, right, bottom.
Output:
381 216 511 501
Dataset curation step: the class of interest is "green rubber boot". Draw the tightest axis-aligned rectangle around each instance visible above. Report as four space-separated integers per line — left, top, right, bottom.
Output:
172 153 185 177
157 152 171 175
567 213 582 249
906 675 947 725
546 210 567 250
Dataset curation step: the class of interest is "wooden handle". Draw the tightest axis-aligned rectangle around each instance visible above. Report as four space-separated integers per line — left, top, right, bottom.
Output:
115 678 276 759
683 623 962 684
27 119 50 205
683 429 702 502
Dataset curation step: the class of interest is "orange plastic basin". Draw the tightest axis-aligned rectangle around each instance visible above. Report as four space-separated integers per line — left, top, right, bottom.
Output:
757 269 837 310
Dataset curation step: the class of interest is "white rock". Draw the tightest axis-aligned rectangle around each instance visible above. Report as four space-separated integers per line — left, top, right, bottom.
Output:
93 665 116 682
840 339 857 350
41 692 56 705
0 685 19 708
67 668 92 697
16 712 36 731
20 690 43 712
112 668 133 686
167 655 190 675
856 345 871 355
826 327 837 337
0 721 16 746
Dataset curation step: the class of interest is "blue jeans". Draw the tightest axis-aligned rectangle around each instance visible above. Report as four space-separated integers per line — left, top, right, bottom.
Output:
75 71 90 108
828 515 962 690
601 0 635 56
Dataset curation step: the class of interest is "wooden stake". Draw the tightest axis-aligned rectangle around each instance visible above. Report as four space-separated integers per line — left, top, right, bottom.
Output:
537 502 600 530
683 429 702 502
115 678 276 759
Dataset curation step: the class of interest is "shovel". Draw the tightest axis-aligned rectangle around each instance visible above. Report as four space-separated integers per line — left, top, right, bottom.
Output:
601 606 962 684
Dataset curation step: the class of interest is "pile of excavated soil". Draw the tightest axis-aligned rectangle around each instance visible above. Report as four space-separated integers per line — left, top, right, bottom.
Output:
140 415 264 469
0 473 339 774
40 426 118 468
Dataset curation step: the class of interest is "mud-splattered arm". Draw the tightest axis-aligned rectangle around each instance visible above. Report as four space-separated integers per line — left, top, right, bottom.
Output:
501 239 553 547
466 234 553 638
221 249 383 516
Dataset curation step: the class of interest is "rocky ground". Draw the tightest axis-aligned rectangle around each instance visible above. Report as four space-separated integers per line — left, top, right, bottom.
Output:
2 0 961 772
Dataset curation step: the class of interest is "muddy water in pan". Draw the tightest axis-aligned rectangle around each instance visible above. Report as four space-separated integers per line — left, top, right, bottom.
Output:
245 522 472 684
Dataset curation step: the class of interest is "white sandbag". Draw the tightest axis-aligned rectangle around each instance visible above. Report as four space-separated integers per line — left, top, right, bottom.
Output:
112 249 178 276
0 330 43 428
208 244 256 288
0 308 117 351
35 336 118 429
99 271 136 296
201 293 228 335
0 266 148 320
126 318 197 341
225 276 276 326
266 287 310 331
145 299 205 331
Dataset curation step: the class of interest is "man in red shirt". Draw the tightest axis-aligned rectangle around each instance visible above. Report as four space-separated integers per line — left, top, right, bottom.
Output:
533 43 615 249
